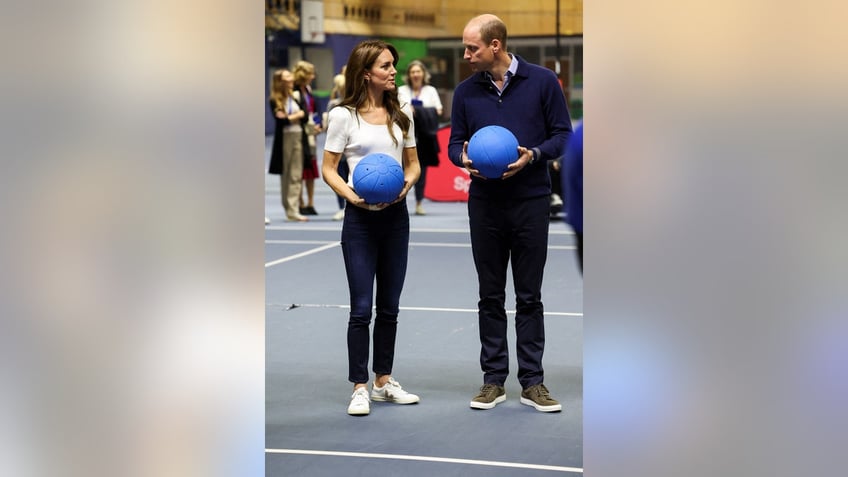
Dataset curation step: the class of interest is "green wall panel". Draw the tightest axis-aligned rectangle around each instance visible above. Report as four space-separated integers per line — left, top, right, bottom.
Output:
383 38 428 86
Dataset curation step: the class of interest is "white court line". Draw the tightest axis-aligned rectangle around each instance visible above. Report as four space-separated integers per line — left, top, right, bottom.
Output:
268 225 479 232
266 239 340 245
401 305 582 317
265 225 574 235
264 242 339 268
275 303 582 317
264 242 575 267
265 240 574 250
405 242 576 250
265 448 583 474
410 227 574 236
265 225 474 233
265 225 345 232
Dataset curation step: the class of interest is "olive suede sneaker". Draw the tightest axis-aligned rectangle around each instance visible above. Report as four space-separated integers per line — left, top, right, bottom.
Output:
520 383 562 412
470 383 506 410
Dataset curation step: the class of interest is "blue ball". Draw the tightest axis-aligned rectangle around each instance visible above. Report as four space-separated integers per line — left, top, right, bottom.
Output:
352 153 405 204
467 125 519 179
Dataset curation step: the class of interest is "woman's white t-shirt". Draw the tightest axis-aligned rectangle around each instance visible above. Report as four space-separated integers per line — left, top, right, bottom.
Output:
324 103 416 188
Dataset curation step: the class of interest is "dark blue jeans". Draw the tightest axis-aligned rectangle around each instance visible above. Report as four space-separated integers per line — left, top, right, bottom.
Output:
341 201 410 384
468 195 550 389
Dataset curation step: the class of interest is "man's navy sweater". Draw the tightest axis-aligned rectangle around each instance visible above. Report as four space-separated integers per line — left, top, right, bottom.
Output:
448 55 572 200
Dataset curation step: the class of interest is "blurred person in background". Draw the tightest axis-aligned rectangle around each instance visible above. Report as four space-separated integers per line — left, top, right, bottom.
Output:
267 68 308 222
549 159 564 216
398 60 443 216
293 60 322 216
561 121 583 273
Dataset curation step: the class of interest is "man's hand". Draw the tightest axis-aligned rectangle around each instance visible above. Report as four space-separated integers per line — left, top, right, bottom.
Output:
461 141 485 179
502 146 534 179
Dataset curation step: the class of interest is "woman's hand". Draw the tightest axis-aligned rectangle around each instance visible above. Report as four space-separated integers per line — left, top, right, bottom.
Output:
390 180 412 205
351 196 387 211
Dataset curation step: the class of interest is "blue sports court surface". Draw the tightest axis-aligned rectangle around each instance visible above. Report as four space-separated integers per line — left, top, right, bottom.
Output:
265 136 583 476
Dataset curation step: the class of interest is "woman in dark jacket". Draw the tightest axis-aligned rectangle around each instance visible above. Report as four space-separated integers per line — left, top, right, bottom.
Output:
268 68 308 222
398 60 443 215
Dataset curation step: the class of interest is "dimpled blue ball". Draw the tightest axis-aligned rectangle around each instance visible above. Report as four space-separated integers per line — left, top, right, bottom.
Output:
467 125 519 179
352 153 405 204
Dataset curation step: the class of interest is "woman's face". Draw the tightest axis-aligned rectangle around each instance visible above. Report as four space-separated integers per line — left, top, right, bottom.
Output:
366 49 397 92
408 65 425 86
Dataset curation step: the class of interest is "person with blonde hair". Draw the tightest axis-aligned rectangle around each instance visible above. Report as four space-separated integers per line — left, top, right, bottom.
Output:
398 60 443 216
267 68 308 222
292 60 322 216
322 40 421 416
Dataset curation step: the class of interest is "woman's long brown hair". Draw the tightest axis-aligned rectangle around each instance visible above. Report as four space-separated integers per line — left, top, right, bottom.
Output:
269 69 292 113
338 40 410 147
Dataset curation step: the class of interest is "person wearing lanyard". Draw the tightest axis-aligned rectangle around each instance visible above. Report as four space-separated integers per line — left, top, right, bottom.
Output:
267 68 308 222
398 60 443 216
293 61 323 216
448 14 573 412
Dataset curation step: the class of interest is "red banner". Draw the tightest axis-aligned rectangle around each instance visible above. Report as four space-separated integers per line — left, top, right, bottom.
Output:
424 126 470 202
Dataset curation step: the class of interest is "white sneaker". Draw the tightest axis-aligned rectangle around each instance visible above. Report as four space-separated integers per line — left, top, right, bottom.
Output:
550 193 563 207
347 387 370 415
265 217 270 225
332 209 345 221
371 377 420 404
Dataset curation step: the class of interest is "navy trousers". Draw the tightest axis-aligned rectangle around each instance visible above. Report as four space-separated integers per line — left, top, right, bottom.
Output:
341 201 410 384
468 195 550 389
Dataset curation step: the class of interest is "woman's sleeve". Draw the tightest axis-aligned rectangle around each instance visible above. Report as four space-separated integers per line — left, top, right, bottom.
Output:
428 86 443 110
324 107 349 153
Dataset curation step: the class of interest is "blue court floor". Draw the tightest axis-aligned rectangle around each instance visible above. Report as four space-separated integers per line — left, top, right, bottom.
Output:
265 136 583 476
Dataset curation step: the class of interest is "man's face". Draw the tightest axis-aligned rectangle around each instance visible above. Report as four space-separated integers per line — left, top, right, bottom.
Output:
462 26 494 72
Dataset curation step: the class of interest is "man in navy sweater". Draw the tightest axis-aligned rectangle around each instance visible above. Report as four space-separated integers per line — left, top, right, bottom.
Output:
449 14 572 413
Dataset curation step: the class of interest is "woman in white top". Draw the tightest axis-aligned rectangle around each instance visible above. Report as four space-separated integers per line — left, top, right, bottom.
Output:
397 60 443 215
326 72 348 221
322 40 421 416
